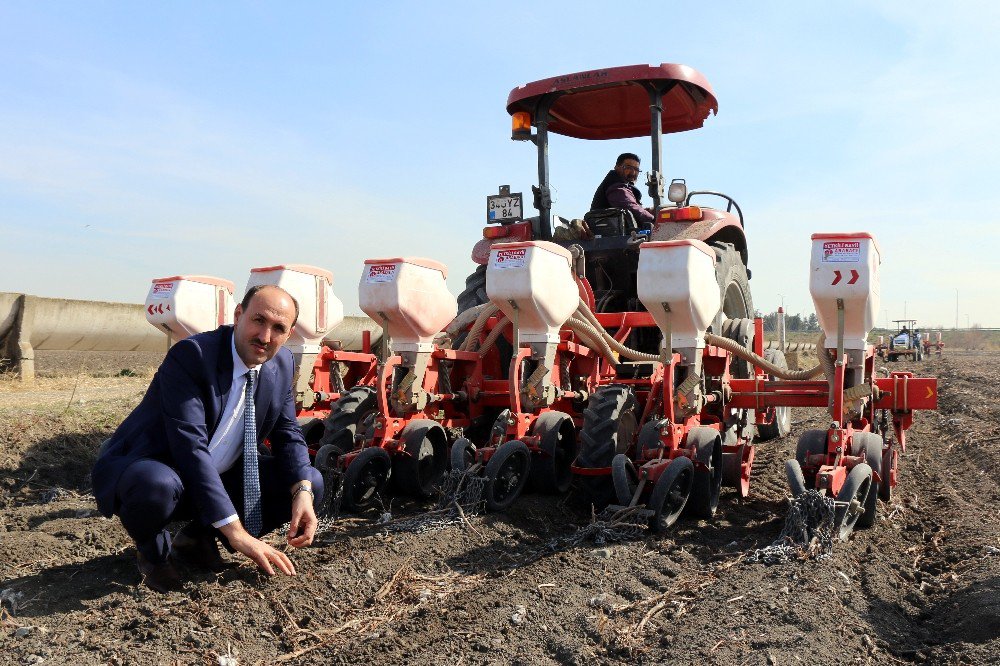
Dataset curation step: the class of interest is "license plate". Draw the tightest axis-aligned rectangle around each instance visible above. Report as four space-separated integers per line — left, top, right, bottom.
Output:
487 193 522 222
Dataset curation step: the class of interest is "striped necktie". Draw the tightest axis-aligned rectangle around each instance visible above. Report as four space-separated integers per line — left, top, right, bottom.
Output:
243 368 263 536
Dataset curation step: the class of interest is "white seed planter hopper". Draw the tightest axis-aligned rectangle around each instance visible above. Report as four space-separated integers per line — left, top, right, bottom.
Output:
246 264 344 404
485 241 579 408
359 257 456 409
144 275 236 344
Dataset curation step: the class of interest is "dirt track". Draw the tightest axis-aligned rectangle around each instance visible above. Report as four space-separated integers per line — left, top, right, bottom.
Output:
1 352 998 665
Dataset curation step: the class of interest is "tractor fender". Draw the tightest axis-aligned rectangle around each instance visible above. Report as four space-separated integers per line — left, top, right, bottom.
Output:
649 210 748 267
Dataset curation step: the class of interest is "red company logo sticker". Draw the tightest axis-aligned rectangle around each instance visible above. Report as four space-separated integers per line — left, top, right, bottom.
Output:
822 241 861 262
369 264 395 277
495 248 527 263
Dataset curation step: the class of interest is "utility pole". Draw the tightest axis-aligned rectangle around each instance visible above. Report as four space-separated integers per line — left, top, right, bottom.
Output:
955 289 959 329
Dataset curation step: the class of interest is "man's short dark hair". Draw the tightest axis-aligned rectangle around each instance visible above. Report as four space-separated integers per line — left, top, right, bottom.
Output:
616 152 641 166
242 284 300 327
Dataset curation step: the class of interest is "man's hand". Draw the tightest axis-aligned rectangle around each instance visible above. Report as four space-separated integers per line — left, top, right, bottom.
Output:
287 485 318 548
219 522 296 576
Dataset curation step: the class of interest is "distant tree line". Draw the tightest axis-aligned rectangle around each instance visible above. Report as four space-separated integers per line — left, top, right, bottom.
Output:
755 310 821 333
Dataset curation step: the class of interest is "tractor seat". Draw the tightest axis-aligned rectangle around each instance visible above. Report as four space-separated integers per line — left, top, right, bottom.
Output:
584 208 646 237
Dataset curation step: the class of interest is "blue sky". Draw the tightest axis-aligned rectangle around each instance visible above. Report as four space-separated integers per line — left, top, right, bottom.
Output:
1 1 997 328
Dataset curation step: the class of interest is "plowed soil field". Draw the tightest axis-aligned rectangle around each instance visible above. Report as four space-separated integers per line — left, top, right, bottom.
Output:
2 351 998 665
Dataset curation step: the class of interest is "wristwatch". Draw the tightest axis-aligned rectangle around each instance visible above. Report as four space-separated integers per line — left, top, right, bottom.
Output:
292 484 315 501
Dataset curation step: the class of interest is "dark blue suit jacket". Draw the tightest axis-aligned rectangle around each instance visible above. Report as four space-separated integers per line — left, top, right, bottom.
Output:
92 326 311 526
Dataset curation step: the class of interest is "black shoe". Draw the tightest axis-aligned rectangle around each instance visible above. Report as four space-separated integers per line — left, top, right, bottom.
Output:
171 531 227 573
136 552 183 593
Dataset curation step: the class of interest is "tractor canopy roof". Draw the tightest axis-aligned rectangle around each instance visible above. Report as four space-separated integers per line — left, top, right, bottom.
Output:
506 63 718 140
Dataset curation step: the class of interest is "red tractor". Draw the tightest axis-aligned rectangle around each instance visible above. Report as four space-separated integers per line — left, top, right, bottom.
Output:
457 64 789 510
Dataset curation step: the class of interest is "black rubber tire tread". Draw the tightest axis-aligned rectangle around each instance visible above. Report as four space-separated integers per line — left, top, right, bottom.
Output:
457 264 488 314
342 447 392 510
391 419 448 499
315 386 378 452
785 459 807 497
684 427 724 519
453 265 513 369
528 411 577 494
711 242 754 329
484 440 532 512
314 443 343 474
649 456 695 533
450 438 476 473
756 349 792 441
851 432 884 529
297 417 325 450
835 462 873 541
611 454 639 506
795 430 828 490
572 385 639 508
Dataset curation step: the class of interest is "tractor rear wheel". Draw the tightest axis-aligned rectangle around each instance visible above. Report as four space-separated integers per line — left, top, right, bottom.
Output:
714 241 755 450
572 386 639 508
315 386 378 452
453 264 513 370
712 241 754 326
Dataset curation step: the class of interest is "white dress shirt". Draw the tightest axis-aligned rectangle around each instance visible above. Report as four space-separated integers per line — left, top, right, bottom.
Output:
206 337 261 528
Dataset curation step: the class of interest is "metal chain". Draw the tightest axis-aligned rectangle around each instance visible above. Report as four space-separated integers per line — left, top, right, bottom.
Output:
747 490 837 564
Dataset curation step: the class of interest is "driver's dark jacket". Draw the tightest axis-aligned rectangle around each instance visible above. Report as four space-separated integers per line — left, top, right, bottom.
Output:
590 170 654 226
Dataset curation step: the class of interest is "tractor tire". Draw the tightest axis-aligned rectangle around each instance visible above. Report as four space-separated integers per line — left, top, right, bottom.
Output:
684 427 724 519
851 432 884 529
457 264 489 314
756 349 792 441
572 386 639 508
712 242 754 329
453 265 513 372
714 242 754 450
315 386 378 452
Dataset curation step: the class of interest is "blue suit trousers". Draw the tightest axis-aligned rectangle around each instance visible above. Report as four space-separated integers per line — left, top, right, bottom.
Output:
115 455 325 563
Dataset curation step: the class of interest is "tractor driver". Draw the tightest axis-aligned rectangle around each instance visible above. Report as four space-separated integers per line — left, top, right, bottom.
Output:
591 152 655 229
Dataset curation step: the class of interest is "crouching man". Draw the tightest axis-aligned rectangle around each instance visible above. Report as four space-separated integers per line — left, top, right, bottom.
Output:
92 284 324 592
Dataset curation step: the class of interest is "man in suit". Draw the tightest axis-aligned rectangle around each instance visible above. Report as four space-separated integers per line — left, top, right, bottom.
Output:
92 284 325 592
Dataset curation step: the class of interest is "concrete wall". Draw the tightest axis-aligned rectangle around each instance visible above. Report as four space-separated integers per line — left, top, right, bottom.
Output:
0 292 168 380
0 291 383 380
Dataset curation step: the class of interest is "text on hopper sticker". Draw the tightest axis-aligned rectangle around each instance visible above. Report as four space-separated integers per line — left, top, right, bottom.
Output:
366 264 397 283
151 282 175 299
821 241 861 263
491 247 527 269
